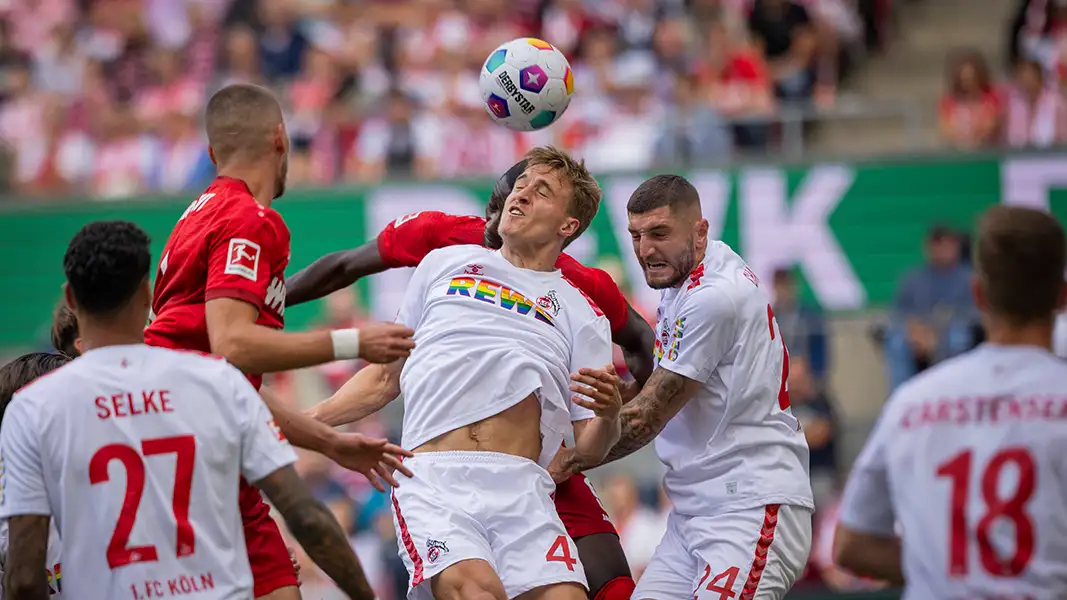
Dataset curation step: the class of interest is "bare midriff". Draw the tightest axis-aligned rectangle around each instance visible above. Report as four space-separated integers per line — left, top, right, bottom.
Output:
414 392 543 462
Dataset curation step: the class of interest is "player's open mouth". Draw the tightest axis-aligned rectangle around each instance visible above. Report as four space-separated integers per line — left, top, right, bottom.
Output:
508 207 525 217
645 262 669 271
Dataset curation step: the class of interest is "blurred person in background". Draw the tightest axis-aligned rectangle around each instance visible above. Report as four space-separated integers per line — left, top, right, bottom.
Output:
427 83 520 178
218 25 265 88
771 267 828 381
938 49 1002 149
885 225 977 391
256 0 309 82
348 88 430 181
151 105 215 194
603 473 667 582
747 0 818 102
784 356 837 509
136 47 203 133
89 98 158 200
32 21 86 99
1004 57 1067 147
700 15 776 151
579 52 663 172
653 72 732 167
541 0 592 58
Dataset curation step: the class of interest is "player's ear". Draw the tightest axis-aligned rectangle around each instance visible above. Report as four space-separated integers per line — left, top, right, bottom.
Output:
695 218 709 250
63 282 77 315
559 216 580 241
273 123 287 154
208 146 217 167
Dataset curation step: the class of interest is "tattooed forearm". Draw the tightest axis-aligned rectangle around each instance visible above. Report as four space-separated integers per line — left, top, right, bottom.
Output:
600 368 689 465
4 515 50 600
256 467 376 599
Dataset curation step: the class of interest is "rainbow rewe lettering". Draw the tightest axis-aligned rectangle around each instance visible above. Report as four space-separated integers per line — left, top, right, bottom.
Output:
446 277 554 326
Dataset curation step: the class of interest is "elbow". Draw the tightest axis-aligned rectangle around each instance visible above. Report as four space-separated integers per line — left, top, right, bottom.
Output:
210 326 257 373
5 574 45 600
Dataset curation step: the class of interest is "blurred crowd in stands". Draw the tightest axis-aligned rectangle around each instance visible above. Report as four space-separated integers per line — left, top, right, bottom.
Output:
0 0 890 200
939 0 1067 149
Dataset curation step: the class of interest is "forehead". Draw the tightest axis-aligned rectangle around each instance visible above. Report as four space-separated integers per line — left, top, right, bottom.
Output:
628 206 678 231
517 164 571 196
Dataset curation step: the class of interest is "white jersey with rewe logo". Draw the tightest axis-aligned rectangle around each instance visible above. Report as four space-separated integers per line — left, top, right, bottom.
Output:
839 344 1067 600
0 344 297 600
394 245 611 467
652 241 813 516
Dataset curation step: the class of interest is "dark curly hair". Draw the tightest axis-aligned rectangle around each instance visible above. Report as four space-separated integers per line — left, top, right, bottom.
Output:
63 220 152 316
484 159 529 249
0 352 71 424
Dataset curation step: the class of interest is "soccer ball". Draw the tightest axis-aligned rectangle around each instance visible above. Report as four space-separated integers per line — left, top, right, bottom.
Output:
479 37 574 132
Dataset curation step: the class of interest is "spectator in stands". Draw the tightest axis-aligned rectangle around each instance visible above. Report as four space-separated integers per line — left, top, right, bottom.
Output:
256 0 309 82
772 267 828 381
350 88 429 182
217 25 264 88
786 356 838 509
938 49 1002 149
1004 57 1067 147
747 0 818 102
700 16 776 150
653 72 731 167
602 473 667 582
885 225 977 391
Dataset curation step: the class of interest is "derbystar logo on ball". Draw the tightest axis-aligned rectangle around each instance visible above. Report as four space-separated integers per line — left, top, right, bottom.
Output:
479 37 574 132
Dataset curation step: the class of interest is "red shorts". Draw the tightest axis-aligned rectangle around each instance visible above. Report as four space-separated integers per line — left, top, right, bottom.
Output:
554 473 618 539
240 477 299 596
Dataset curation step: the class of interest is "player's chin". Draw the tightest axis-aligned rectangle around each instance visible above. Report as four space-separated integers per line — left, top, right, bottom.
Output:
643 269 681 290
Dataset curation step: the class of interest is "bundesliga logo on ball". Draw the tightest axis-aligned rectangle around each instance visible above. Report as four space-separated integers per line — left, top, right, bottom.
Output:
479 37 575 132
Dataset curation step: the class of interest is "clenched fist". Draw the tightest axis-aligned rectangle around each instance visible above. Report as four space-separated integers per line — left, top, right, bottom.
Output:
358 322 416 363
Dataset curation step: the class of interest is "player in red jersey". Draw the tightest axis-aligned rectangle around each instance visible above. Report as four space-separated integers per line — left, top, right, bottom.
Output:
285 160 656 600
144 84 416 600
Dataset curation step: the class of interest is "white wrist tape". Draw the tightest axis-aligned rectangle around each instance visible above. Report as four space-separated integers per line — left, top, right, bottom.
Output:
330 328 361 360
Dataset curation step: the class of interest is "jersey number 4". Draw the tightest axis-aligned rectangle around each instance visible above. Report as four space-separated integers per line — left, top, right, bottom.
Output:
89 435 197 569
936 447 1035 577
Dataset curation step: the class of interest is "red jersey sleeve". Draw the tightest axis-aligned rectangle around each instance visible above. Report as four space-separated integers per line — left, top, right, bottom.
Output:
376 211 487 268
556 253 629 334
204 208 286 310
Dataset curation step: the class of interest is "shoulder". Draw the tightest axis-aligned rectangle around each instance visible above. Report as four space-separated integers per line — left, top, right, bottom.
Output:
388 210 478 231
558 274 610 326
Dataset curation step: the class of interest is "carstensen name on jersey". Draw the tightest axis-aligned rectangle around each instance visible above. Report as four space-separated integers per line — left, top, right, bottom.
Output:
900 395 1067 428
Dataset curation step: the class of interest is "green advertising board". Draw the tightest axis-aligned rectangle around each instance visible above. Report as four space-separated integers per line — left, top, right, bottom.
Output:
2 152 1066 349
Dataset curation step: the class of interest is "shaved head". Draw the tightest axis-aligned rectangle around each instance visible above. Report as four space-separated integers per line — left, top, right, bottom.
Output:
206 84 284 163
205 83 289 197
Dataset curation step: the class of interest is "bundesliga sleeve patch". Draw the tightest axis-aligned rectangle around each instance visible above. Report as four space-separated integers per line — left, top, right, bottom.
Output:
225 238 261 281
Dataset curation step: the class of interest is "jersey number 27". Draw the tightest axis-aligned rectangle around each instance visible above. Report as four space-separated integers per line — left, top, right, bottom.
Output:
90 435 197 569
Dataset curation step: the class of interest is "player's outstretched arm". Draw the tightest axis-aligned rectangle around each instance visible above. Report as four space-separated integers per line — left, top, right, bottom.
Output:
551 366 702 481
3 515 49 600
285 242 387 308
613 304 656 388
568 364 624 465
307 360 404 427
255 465 377 600
206 297 415 369
261 387 412 490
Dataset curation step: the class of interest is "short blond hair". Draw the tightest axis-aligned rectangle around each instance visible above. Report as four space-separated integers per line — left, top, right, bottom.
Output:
523 146 601 247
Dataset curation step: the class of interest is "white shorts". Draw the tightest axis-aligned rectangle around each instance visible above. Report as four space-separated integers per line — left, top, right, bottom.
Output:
390 451 587 599
634 504 812 600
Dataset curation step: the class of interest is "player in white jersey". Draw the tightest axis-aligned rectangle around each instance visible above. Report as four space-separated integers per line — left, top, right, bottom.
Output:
0 352 71 599
835 205 1067 599
1052 311 1067 357
308 147 624 600
552 174 814 600
0 220 384 600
